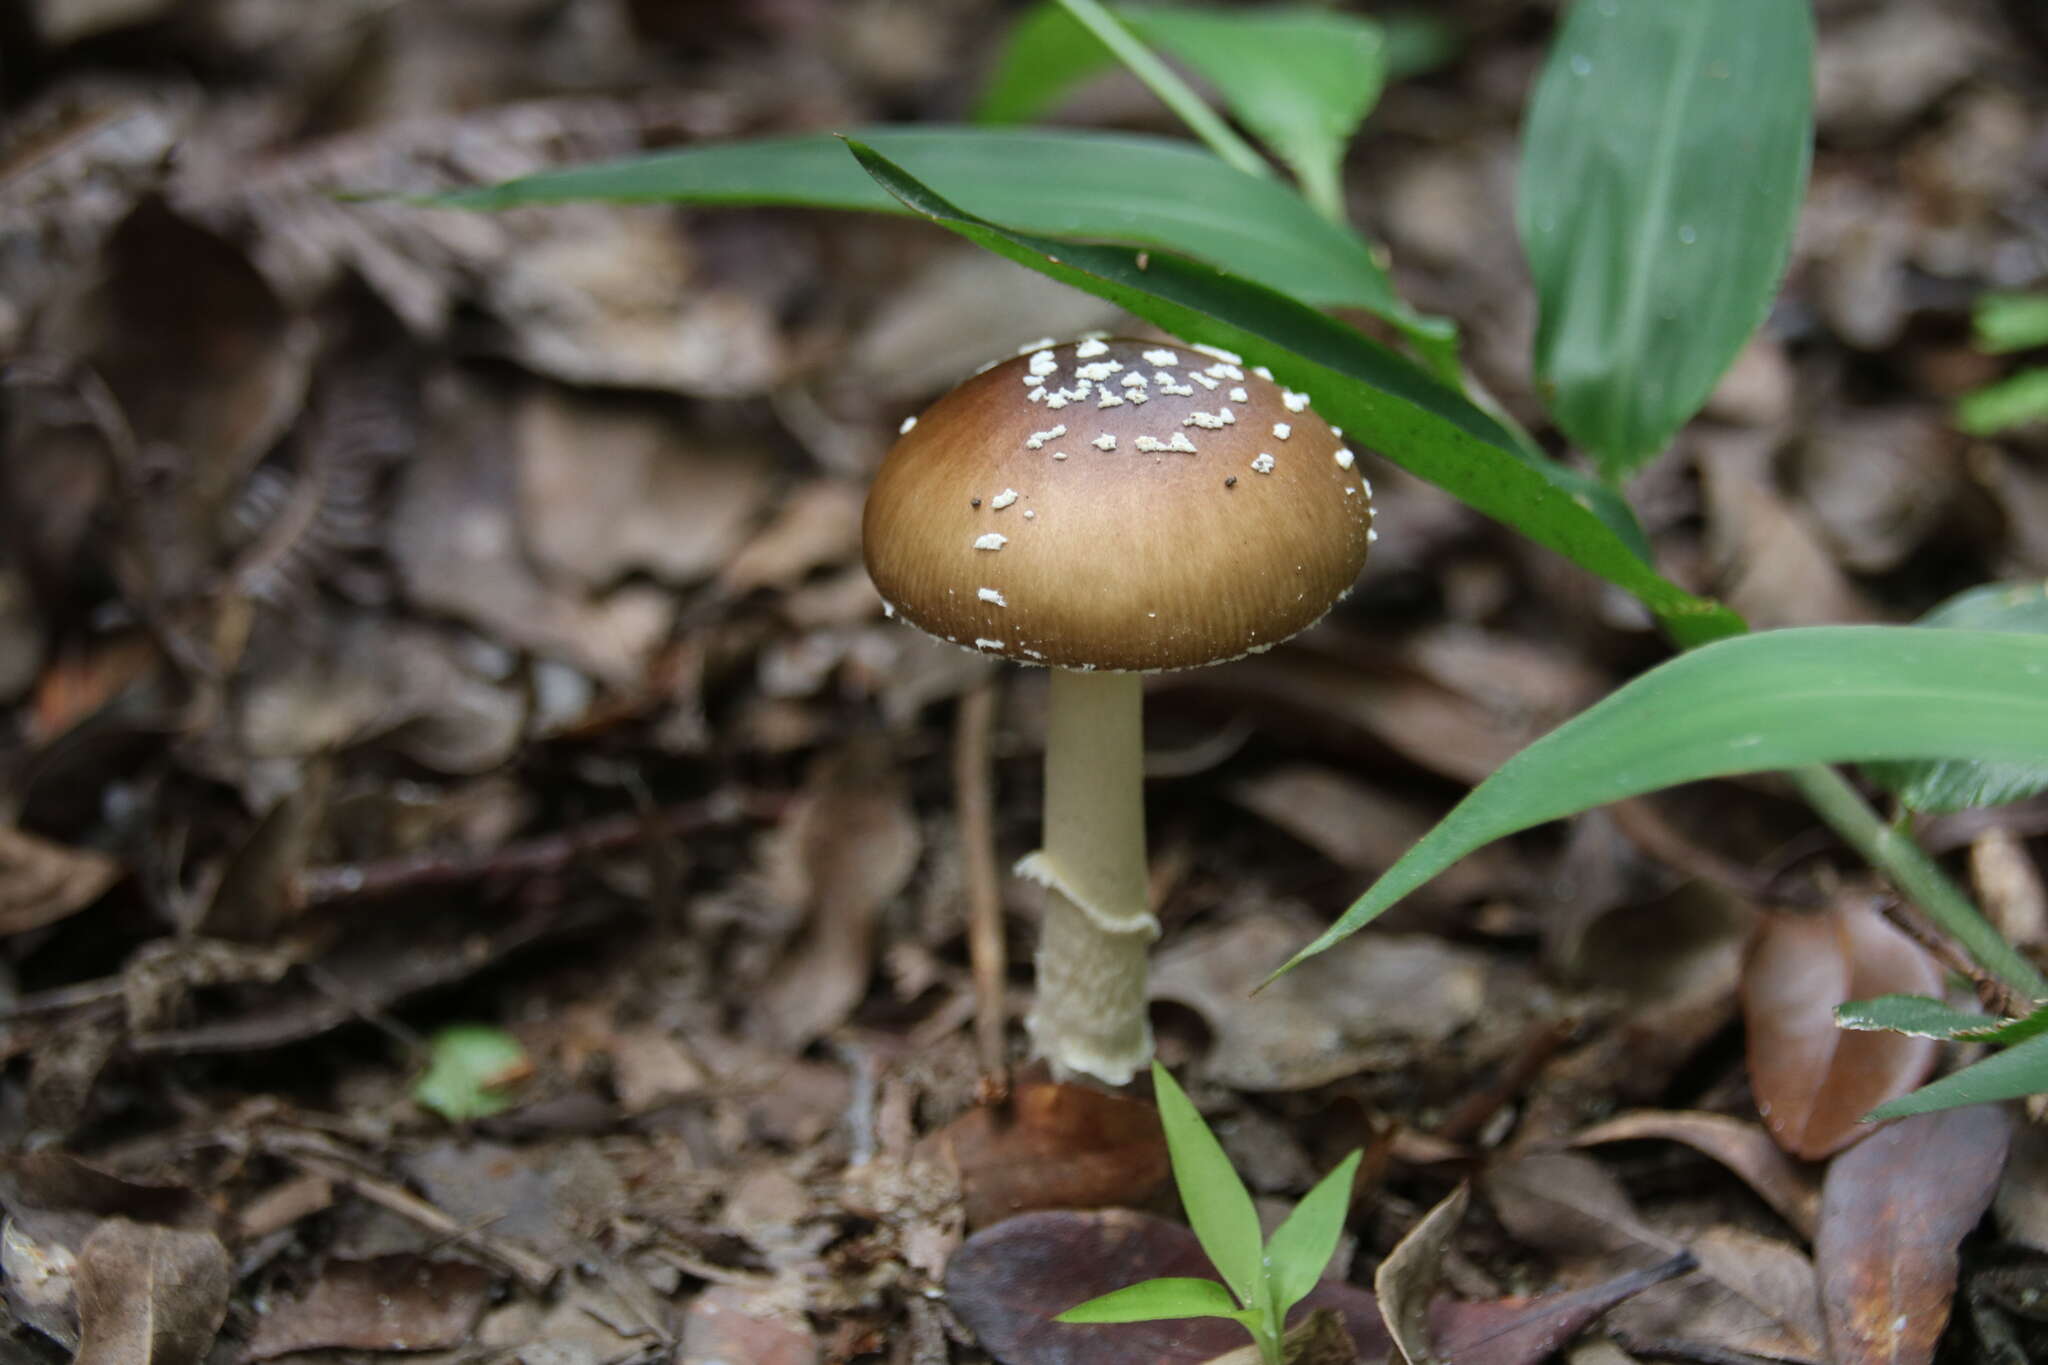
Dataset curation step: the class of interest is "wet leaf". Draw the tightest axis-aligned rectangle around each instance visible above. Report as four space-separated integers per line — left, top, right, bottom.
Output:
246 1255 493 1358
413 1024 534 1121
1815 1104 2011 1365
926 1082 1170 1230
1375 1183 1467 1365
1742 905 1943 1158
944 1209 1392 1365
72 1219 231 1365
1569 1110 1820 1240
0 826 121 937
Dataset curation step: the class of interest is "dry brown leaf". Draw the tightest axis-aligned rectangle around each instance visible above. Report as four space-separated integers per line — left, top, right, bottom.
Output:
681 1282 820 1365
72 1219 231 1365
246 1255 492 1358
720 479 867 596
1698 431 1875 628
1816 1103 2011 1365
1685 1226 1827 1359
753 743 922 1050
515 386 774 589
1569 1110 1821 1240
1151 915 1507 1092
1375 1183 1468 1365
1972 825 2048 950
1741 904 1943 1159
1993 1118 2048 1254
1431 1256 1697 1365
926 1082 1169 1230
1481 1151 1679 1264
0 825 121 936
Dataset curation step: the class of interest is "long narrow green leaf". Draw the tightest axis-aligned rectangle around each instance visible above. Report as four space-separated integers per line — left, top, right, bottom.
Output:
1975 292 2048 355
433 127 1395 316
1056 1276 1249 1323
1152 1063 1264 1312
1958 368 2048 437
1273 627 2048 976
1866 1030 2048 1121
1838 995 2048 1047
1262 1150 1362 1322
1864 582 2048 813
845 138 1742 646
1519 0 1813 477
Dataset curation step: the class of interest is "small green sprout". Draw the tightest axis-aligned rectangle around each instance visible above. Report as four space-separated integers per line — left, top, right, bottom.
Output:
413 1024 532 1121
1056 1061 1362 1365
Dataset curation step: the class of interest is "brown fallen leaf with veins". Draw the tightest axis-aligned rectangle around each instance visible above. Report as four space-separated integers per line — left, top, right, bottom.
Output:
924 1081 1170 1230
72 1218 231 1365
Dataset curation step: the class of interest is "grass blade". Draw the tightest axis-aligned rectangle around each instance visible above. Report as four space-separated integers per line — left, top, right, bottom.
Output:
1151 1063 1264 1312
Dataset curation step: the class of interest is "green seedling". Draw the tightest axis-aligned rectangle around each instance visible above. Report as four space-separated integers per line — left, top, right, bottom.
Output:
413 1024 533 1121
1055 1061 1361 1365
1957 291 2048 436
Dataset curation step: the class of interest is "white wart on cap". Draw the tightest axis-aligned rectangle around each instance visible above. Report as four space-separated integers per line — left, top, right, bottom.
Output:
864 338 1374 672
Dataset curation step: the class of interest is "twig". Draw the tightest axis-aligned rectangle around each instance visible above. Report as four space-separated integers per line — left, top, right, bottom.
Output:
953 680 1010 1083
1874 896 2033 1021
293 791 779 907
265 1137 557 1292
1431 1015 1577 1146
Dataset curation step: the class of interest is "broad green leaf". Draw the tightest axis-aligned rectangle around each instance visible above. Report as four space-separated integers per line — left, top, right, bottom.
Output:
977 3 1453 126
1274 626 2048 975
1262 1150 1362 1321
1975 292 2048 354
1055 1276 1250 1324
846 139 1743 647
434 127 1396 316
1838 995 2048 1047
1152 1062 1263 1311
1866 1029 2048 1121
1958 368 2048 436
413 1024 530 1121
1865 582 2048 813
1519 0 1813 477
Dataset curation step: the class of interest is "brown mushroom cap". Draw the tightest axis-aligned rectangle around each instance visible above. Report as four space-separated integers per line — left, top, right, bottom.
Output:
863 337 1375 672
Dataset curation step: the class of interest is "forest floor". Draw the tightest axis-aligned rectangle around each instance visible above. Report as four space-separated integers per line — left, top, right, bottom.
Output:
3 0 2047 1361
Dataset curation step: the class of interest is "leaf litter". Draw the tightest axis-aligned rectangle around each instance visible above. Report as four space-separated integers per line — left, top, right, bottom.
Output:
1 0 2044 1358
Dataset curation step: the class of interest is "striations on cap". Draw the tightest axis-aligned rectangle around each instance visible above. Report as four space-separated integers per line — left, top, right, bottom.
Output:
863 338 1374 672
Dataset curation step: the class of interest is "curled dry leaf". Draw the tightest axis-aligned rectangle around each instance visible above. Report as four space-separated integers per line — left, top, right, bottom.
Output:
245 1255 492 1359
1742 903 1943 1159
924 1082 1170 1230
1816 1103 2012 1365
1376 1182 1468 1365
73 1218 231 1365
1569 1110 1821 1240
0 826 121 937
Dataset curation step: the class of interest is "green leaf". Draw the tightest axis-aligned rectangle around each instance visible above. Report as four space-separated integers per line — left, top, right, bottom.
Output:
1864 582 2048 813
413 1024 531 1121
1975 292 2048 355
1957 368 2048 437
1866 1029 2048 1121
1838 994 2048 1047
845 138 1743 647
1262 1150 1361 1321
1056 1276 1252 1324
1519 0 1813 477
1274 626 2048 976
433 127 1396 317
1151 1062 1264 1311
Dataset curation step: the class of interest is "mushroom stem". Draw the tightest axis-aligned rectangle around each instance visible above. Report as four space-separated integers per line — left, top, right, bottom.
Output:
1024 668 1158 1085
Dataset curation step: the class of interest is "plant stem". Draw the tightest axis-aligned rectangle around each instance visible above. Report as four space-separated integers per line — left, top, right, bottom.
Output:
1024 669 1158 1084
1786 765 2048 999
1055 0 1273 181
1296 157 1349 226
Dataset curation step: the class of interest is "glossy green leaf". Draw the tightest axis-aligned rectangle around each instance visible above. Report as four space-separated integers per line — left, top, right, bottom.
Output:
1864 582 2048 813
1152 1062 1263 1312
1055 1276 1250 1324
434 127 1396 316
1866 1029 2048 1121
1274 626 2048 976
1838 994 2048 1048
1957 368 2048 437
1975 292 2048 355
1519 0 1813 477
847 139 1743 647
1262 1150 1361 1321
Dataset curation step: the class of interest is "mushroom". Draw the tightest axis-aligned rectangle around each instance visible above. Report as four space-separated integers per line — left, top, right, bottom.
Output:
863 337 1374 1084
